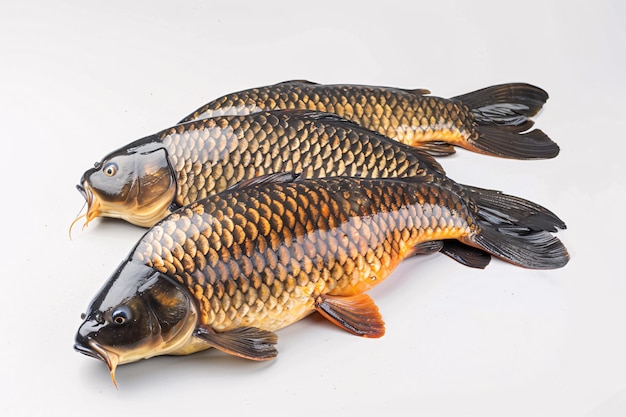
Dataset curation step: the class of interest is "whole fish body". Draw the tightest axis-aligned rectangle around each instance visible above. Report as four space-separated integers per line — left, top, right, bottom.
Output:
78 111 445 227
74 174 570 385
178 80 560 159
77 110 565 267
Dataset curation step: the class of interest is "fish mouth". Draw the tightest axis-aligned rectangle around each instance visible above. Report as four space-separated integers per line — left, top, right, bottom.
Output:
74 337 120 388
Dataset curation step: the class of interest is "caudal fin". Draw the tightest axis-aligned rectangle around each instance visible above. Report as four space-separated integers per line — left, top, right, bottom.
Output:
453 83 560 159
461 183 567 233
466 222 569 269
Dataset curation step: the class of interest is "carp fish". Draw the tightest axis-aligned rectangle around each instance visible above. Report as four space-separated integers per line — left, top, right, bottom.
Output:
75 110 565 231
74 173 569 386
178 80 559 159
75 110 565 268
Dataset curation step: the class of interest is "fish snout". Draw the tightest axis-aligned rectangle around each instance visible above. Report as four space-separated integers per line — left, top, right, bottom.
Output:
76 183 87 199
74 328 120 387
75 318 100 354
74 333 99 360
75 322 118 363
77 167 97 201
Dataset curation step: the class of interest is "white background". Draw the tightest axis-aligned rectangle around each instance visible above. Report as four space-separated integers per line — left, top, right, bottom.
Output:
1 1 624 416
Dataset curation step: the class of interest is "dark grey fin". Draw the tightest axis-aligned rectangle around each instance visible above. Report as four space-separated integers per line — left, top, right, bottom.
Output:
466 222 569 270
471 127 560 159
400 88 431 95
408 240 444 257
275 79 319 86
408 238 492 269
283 109 361 125
226 172 300 191
315 294 385 338
461 183 567 232
453 83 549 125
440 241 491 269
194 326 278 360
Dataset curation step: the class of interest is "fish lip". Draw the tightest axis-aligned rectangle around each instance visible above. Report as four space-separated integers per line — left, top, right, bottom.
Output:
74 337 116 371
76 183 87 200
75 337 120 387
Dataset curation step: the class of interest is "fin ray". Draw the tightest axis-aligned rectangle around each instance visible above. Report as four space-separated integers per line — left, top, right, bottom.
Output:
440 241 491 269
461 182 567 232
469 127 560 159
453 83 549 122
194 326 278 360
466 222 569 269
226 172 300 191
315 294 385 338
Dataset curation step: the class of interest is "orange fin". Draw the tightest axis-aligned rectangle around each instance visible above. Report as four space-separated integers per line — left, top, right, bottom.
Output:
315 294 385 338
194 326 278 360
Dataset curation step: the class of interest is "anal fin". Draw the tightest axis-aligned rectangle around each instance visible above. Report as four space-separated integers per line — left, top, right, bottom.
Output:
194 326 278 360
408 240 444 257
415 141 456 157
315 294 385 338
440 241 492 269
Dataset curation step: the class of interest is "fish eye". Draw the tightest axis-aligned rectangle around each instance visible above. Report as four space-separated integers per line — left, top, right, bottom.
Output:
111 306 131 325
103 162 118 177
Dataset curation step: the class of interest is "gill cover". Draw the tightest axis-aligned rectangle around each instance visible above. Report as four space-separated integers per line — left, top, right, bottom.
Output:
74 261 197 386
78 142 177 227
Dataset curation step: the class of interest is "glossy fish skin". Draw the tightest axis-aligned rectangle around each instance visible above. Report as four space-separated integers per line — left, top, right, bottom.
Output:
77 110 445 228
178 80 560 159
74 174 569 382
78 110 565 242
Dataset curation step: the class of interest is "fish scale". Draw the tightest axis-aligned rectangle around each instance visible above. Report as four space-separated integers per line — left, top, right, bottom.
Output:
132 176 474 333
159 112 440 208
175 80 561 159
75 176 568 384
180 82 471 152
78 106 565 270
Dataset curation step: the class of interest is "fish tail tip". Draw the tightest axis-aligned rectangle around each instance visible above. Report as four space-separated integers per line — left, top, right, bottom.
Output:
469 127 560 160
470 223 569 270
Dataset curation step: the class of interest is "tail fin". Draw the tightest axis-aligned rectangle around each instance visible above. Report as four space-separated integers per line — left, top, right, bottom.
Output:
469 127 560 159
466 222 569 269
461 183 567 233
453 83 549 130
453 83 560 159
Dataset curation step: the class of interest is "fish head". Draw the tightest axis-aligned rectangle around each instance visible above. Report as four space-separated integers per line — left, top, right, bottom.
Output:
76 142 177 228
74 261 198 386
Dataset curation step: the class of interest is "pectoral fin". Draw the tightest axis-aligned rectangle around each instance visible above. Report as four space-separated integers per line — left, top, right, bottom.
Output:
194 326 278 360
315 294 385 338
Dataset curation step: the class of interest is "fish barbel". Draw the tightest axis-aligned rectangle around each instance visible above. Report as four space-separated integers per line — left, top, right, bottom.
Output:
178 80 559 159
76 111 565 249
74 174 569 385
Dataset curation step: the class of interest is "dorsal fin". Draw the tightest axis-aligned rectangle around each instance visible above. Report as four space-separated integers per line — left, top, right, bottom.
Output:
226 172 300 191
274 79 320 86
295 110 359 125
400 88 431 95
